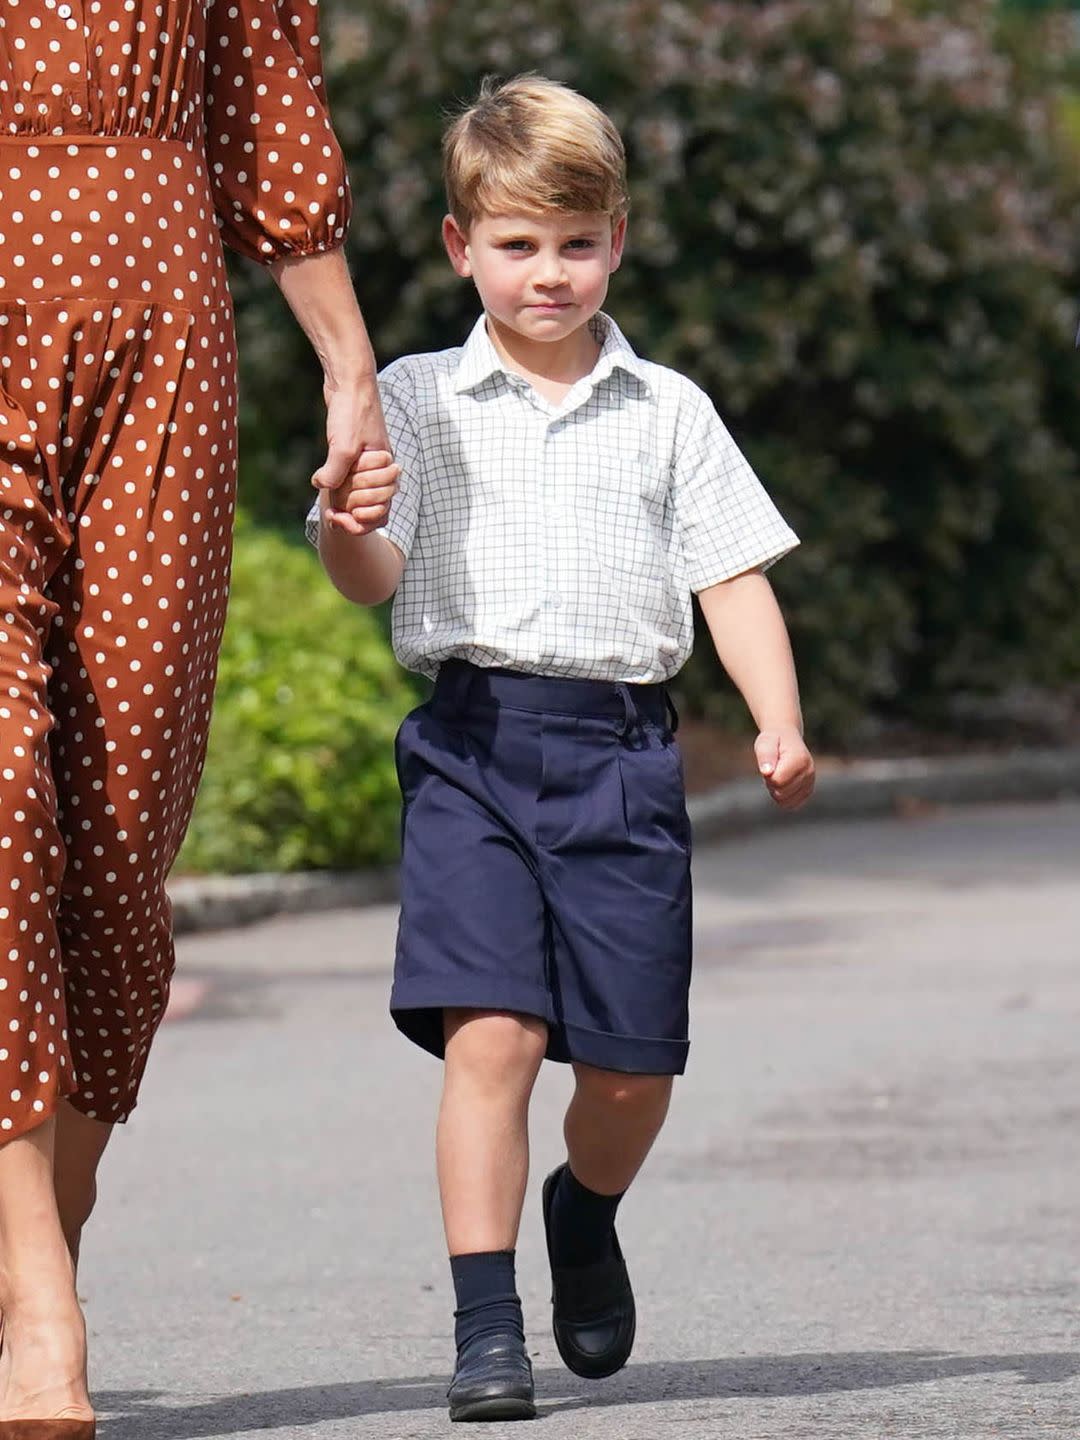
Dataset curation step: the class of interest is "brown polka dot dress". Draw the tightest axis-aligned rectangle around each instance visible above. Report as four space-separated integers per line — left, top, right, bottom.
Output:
0 0 351 1138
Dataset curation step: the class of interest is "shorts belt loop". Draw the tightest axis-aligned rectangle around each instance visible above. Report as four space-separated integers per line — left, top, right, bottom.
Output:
665 690 680 735
614 683 638 739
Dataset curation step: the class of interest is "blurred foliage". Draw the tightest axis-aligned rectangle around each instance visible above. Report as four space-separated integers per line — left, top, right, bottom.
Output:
1000 0 1078 11
230 0 1080 744
179 518 420 873
998 0 1080 145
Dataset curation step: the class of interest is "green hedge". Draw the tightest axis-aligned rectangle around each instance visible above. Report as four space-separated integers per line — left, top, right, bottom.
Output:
229 0 1080 742
178 519 420 874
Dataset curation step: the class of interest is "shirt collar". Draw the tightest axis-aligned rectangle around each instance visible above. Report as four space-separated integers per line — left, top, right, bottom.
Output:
451 311 652 398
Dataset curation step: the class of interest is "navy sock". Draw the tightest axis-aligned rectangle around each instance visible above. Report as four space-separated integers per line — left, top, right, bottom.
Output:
451 1250 525 1353
549 1166 625 1269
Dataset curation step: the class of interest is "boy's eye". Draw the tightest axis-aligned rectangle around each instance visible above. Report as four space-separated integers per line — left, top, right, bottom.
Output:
497 238 598 252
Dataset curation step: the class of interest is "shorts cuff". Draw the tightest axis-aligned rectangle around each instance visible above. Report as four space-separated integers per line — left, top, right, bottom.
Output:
557 1021 689 1076
390 975 554 1060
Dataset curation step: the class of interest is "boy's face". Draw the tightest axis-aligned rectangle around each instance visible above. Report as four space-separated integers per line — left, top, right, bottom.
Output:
443 209 627 345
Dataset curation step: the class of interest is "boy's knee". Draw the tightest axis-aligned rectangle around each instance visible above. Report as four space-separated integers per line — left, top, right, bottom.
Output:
574 1066 673 1113
444 1009 548 1087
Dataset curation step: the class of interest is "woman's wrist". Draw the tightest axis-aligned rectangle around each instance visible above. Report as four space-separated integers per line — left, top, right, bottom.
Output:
272 247 378 391
321 356 378 393
318 324 377 393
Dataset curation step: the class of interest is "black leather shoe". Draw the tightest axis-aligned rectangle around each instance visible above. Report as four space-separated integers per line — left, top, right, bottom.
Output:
542 1164 636 1379
447 1329 536 1422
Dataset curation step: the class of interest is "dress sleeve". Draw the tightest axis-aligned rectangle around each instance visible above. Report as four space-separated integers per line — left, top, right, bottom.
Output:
671 379 799 591
204 0 352 265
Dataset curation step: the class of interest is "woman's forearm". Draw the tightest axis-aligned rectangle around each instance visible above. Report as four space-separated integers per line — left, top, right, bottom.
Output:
270 247 377 389
271 247 392 493
697 571 803 733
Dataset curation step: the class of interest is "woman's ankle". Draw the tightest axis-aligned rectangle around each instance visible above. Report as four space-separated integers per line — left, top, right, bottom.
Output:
0 1304 92 1421
0 1256 80 1328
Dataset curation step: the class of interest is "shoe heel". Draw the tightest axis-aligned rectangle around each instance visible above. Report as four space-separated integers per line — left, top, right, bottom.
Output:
0 1423 96 1439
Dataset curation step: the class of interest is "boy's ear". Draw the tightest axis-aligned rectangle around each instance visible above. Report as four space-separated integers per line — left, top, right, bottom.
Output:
442 214 472 278
609 215 628 275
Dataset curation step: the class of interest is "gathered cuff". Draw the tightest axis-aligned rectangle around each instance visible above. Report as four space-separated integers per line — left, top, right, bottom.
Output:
250 230 350 269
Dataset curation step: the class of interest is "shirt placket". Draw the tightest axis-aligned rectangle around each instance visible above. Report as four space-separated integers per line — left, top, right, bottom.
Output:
530 378 606 673
46 0 92 134
543 380 602 671
532 392 563 672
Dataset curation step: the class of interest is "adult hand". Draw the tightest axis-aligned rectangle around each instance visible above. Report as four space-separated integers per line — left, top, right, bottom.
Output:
312 375 393 495
754 727 816 810
312 378 397 535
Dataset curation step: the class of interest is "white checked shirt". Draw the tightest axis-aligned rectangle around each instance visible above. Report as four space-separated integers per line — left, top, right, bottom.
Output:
307 313 799 683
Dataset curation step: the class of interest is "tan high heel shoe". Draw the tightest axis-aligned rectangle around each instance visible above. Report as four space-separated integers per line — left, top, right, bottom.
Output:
0 1423 95 1439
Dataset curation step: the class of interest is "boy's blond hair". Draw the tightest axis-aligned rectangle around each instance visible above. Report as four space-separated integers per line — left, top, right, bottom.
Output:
443 75 629 230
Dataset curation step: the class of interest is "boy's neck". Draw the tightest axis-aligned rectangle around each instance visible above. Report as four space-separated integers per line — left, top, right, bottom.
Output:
485 313 603 402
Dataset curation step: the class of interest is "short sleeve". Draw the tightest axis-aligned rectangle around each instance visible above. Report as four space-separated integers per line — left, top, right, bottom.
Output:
204 0 352 265
304 361 424 557
375 365 424 560
671 381 799 591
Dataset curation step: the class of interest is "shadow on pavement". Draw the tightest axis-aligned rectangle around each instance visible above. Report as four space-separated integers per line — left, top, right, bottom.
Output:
97 1348 1080 1436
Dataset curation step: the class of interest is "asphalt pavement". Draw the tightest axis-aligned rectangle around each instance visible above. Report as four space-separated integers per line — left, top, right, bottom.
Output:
84 802 1080 1439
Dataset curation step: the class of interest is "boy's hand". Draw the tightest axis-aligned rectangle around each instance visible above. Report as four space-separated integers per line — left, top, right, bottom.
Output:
321 449 401 537
754 727 815 810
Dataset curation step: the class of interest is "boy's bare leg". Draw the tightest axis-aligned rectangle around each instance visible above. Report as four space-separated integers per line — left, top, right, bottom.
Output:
438 1009 548 1253
53 1103 113 1270
0 1119 93 1422
564 1064 673 1194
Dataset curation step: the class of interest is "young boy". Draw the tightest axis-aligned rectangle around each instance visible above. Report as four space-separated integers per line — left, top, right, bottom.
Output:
308 76 815 1422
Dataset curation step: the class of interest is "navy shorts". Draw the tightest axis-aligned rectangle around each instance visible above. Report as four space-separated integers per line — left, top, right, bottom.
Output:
390 661 693 1075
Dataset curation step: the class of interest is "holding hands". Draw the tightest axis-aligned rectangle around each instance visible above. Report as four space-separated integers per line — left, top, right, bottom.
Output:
312 370 400 536
305 369 407 606
317 443 401 536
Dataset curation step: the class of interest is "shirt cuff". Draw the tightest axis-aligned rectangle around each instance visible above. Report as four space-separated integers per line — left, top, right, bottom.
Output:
688 533 800 592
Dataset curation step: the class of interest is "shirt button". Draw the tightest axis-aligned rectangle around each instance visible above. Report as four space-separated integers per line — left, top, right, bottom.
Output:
543 593 562 610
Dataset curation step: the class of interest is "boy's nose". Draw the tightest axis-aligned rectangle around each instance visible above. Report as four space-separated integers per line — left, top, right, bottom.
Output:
535 256 568 288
